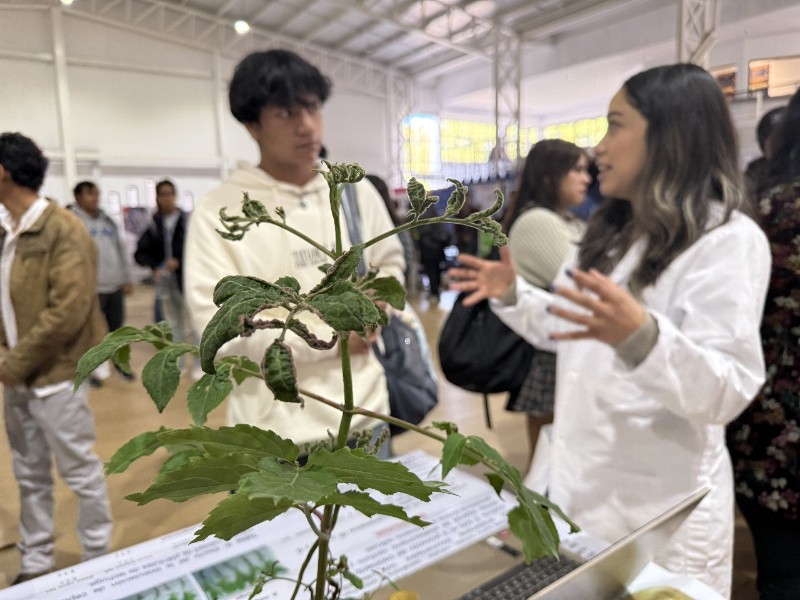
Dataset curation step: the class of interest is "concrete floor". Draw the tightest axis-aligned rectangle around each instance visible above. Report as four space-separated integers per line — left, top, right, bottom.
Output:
0 285 759 598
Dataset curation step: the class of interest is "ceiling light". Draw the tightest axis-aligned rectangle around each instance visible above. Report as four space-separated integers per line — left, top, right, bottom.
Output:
61 0 75 5
234 20 250 35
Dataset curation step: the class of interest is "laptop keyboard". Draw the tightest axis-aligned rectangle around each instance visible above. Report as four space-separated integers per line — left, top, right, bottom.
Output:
458 554 582 600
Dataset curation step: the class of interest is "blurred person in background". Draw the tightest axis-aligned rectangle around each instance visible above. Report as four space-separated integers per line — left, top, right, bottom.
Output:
727 86 800 600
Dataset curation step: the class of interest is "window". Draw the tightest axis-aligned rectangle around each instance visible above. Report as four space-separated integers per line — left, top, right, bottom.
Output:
401 113 607 189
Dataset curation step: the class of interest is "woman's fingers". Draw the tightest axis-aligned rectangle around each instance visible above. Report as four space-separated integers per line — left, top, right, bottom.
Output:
549 268 645 345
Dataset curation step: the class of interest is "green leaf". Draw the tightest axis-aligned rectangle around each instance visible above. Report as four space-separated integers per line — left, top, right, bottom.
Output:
467 188 504 221
157 425 300 463
305 448 447 501
238 459 339 503
308 281 381 335
508 504 560 562
320 491 430 527
143 321 174 342
193 493 294 542
262 341 299 403
158 447 206 476
443 179 468 217
75 326 162 389
242 195 270 220
485 473 505 495
518 486 579 534
127 453 261 504
441 432 467 479
142 345 194 412
105 428 167 475
212 275 277 306
275 276 301 293
431 421 459 435
319 161 366 185
111 344 132 374
405 178 438 221
342 569 364 590
215 355 261 385
187 370 235 426
466 436 515 477
201 277 287 373
312 245 364 293
476 217 508 247
364 276 406 310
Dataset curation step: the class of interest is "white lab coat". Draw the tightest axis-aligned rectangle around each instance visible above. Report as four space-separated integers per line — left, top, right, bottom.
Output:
491 209 770 597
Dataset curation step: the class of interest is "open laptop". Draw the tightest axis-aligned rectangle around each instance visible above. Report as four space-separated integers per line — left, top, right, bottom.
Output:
459 488 709 600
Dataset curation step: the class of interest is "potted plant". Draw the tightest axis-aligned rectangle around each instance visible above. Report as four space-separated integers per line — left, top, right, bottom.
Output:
76 163 577 600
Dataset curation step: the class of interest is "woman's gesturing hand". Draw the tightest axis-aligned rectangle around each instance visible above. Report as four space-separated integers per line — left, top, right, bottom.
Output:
550 268 645 346
448 246 516 306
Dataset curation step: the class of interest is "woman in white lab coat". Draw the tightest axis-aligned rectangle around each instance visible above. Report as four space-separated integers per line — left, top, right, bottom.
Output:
450 64 771 597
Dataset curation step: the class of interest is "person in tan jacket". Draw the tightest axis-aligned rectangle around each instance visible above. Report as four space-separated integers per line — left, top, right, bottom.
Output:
0 132 112 584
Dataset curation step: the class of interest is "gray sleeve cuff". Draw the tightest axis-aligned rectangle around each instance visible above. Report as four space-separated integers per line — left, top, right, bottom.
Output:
614 310 659 368
498 278 518 305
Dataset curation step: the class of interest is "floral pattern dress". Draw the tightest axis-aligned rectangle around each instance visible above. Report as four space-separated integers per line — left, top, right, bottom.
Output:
727 179 800 521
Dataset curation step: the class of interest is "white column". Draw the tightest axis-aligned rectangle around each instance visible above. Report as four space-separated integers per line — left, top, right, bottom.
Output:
51 6 77 199
387 71 414 189
212 50 228 180
493 28 521 178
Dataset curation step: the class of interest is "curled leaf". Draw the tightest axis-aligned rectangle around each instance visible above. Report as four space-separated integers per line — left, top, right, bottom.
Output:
443 179 468 217
241 192 270 220
262 341 300 403
406 178 438 221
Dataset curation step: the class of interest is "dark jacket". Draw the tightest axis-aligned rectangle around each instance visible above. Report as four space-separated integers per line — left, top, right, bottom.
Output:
134 210 187 292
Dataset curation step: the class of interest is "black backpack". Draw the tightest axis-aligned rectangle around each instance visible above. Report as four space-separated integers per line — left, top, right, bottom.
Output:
438 293 535 427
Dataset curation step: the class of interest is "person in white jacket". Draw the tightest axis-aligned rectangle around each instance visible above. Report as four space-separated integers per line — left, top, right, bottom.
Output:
184 49 404 450
450 63 771 597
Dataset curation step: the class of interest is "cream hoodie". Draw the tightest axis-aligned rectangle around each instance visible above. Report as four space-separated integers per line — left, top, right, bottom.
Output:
185 163 405 445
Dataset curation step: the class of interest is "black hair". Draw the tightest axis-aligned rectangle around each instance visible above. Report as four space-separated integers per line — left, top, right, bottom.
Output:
765 88 800 184
578 64 744 294
756 106 787 153
229 49 332 124
502 139 586 231
155 179 175 195
73 180 97 199
0 132 49 192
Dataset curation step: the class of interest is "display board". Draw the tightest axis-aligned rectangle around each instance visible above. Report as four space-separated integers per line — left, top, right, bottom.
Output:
0 451 514 600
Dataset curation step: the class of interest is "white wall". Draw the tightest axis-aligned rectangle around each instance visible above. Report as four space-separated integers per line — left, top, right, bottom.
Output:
0 6 392 205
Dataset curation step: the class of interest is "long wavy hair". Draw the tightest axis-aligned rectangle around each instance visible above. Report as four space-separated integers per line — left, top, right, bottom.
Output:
502 139 586 232
578 64 746 295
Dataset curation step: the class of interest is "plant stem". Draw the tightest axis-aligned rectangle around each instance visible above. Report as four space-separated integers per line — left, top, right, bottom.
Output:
289 539 319 600
334 337 355 450
300 387 446 446
363 217 487 250
314 506 334 600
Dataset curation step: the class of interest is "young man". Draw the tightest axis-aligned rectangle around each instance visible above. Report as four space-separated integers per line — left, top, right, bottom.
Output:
184 49 405 448
0 132 112 583
71 180 134 382
134 180 194 348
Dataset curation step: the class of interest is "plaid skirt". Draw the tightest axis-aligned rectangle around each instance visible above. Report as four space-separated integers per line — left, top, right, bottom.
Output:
506 350 556 417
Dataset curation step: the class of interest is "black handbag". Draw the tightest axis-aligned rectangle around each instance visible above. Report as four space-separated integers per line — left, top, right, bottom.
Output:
438 292 535 427
373 309 439 435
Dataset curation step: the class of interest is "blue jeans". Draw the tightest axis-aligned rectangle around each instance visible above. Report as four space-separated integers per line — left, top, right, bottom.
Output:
737 496 800 600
